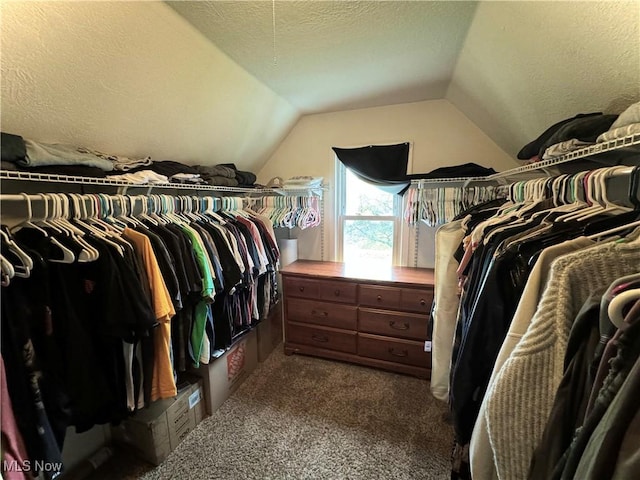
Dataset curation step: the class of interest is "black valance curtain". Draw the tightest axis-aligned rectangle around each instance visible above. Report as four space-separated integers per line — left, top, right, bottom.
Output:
332 143 410 195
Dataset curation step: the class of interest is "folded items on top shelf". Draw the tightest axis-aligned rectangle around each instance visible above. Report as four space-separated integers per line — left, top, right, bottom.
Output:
76 146 151 171
282 176 324 188
536 114 618 159
5 163 109 178
169 173 205 184
518 100 640 163
0 132 26 163
21 139 116 171
0 133 155 172
596 101 640 143
517 112 603 160
106 170 169 184
0 133 263 188
217 163 257 187
518 113 619 162
596 123 640 143
126 159 199 177
542 139 595 160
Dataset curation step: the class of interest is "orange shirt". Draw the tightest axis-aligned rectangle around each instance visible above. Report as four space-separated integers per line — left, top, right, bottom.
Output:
123 228 177 401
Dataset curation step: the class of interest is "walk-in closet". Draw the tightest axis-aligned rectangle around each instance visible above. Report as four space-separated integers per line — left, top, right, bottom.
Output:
1 2 638 480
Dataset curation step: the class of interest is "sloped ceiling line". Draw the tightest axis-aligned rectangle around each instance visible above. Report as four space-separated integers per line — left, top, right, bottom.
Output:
167 1 640 158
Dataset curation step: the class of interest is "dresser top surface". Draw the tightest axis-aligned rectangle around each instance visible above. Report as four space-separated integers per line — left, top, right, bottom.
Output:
280 260 434 286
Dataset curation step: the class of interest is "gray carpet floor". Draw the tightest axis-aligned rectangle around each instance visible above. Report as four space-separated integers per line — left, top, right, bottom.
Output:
92 347 453 479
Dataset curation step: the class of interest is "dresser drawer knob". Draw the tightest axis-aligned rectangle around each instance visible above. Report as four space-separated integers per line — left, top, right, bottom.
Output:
299 286 305 292
311 309 329 317
420 299 427 306
311 333 329 343
377 295 382 302
388 348 408 358
334 289 340 296
389 321 409 331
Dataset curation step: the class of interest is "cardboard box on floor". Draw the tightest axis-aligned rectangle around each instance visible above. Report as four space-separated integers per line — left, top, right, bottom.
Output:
192 328 258 416
111 378 205 465
257 301 283 362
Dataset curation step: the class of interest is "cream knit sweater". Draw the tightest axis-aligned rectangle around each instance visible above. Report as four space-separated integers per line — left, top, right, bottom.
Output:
470 237 594 480
484 236 640 480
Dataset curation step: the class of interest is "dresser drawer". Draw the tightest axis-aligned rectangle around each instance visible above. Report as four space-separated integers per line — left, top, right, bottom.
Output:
318 281 357 304
359 285 401 309
283 277 320 300
357 333 430 368
286 298 357 329
287 323 357 354
400 288 434 314
358 308 428 341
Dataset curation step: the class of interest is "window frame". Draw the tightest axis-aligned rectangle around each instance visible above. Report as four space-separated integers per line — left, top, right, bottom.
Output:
335 158 402 265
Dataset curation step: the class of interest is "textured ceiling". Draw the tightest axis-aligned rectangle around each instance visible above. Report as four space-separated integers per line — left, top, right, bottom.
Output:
167 0 640 157
166 0 478 113
447 1 640 157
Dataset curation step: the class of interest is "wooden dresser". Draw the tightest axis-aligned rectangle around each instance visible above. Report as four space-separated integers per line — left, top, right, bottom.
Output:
281 260 435 378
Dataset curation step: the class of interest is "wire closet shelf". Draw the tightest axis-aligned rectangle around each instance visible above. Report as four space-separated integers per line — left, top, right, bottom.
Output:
410 132 640 188
0 170 327 198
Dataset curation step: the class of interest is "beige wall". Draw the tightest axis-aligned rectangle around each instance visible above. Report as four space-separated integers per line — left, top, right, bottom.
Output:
258 99 518 265
0 1 298 173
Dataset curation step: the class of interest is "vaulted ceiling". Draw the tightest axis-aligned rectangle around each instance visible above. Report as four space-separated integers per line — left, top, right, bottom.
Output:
167 0 640 158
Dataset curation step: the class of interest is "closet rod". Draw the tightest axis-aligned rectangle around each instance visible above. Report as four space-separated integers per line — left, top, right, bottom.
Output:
1 193 52 202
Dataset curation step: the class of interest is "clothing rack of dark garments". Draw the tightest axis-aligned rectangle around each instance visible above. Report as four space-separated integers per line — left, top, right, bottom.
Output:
425 164 640 480
0 185 328 479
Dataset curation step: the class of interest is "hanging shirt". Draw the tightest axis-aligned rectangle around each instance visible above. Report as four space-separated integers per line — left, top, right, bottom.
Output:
123 228 176 401
177 224 214 367
483 234 640 480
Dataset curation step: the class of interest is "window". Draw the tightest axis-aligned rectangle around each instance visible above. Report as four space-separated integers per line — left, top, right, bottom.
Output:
336 160 401 267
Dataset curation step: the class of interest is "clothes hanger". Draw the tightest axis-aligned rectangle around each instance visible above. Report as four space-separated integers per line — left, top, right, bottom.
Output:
45 194 79 263
571 166 632 222
115 194 145 228
156 195 181 226
154 195 173 225
72 194 104 262
588 218 640 241
512 178 547 219
72 193 117 260
188 196 209 224
0 253 15 280
89 194 123 234
0 227 32 277
541 173 589 225
207 197 227 224
87 194 127 257
55 193 101 262
22 193 77 263
555 170 601 223
560 168 615 222
101 195 127 233
0 253 13 286
608 288 640 328
482 178 546 245
176 195 198 225
137 195 160 226
34 193 64 235
73 194 109 259
10 192 49 236
185 196 203 223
